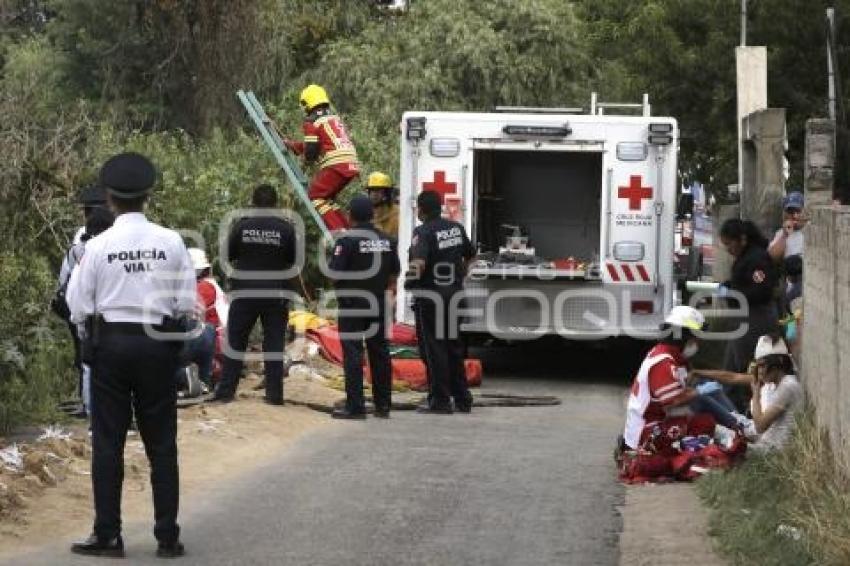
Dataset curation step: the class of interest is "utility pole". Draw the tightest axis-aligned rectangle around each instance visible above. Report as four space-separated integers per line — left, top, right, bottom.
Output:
827 7 837 121
740 0 747 46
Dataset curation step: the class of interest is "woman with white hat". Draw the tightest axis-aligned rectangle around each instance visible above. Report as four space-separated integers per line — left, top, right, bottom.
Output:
692 334 803 452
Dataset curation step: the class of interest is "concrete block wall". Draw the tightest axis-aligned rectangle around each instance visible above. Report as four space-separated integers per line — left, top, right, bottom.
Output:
741 108 786 239
802 205 850 468
805 119 835 207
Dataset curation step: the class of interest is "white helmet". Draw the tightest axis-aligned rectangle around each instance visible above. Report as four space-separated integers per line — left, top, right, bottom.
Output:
754 335 789 360
664 306 705 331
188 248 211 271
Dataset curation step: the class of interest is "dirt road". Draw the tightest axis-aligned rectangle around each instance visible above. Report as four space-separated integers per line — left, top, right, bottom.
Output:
0 344 726 565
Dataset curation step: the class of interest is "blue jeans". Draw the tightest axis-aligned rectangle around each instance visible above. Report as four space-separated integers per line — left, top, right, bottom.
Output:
176 323 216 385
690 388 740 429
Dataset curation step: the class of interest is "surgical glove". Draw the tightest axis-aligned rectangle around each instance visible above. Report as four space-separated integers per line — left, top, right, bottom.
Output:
717 285 729 297
695 381 722 396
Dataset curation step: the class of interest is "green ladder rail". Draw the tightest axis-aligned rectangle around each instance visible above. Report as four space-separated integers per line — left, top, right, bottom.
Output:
236 90 332 242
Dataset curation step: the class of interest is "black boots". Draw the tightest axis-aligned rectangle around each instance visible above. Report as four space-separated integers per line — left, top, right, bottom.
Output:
332 407 367 419
70 534 125 558
157 540 186 558
71 534 186 559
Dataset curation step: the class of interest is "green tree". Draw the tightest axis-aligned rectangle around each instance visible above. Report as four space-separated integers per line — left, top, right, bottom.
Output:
290 0 593 176
45 0 294 134
577 0 850 196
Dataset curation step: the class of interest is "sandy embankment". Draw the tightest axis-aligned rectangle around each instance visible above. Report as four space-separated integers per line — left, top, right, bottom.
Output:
0 371 332 559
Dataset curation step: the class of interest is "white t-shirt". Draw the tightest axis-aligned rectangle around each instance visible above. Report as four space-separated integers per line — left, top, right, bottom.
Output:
772 228 804 258
72 226 86 246
750 375 804 452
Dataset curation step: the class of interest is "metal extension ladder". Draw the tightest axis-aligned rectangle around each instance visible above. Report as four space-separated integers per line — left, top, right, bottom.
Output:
237 90 332 241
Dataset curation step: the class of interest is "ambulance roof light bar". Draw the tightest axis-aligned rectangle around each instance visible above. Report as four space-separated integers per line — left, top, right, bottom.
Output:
503 124 572 137
590 92 651 117
494 106 584 114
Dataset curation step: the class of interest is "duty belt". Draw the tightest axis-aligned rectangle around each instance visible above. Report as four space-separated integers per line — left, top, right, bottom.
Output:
100 321 167 335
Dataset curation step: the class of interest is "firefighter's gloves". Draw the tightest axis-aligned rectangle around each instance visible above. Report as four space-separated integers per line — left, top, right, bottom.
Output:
695 381 722 396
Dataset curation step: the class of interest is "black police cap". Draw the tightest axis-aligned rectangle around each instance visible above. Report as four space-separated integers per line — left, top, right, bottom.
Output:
77 184 107 206
348 194 374 222
99 152 157 198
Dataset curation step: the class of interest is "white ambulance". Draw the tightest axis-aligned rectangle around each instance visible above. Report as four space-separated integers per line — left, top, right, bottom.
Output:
395 95 678 340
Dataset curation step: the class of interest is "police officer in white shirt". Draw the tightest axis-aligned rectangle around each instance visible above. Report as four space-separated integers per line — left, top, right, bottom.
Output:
66 152 195 558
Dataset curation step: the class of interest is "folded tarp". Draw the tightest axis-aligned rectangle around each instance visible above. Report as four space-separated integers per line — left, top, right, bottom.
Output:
365 358 483 391
305 325 481 391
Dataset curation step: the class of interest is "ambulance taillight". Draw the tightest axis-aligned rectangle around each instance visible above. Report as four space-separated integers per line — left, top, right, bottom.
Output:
631 301 655 315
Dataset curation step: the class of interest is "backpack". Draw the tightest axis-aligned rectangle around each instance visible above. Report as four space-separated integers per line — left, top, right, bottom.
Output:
50 244 83 321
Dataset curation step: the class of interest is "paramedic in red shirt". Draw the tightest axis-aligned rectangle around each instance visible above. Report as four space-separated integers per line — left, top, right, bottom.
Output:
284 84 360 232
190 248 228 329
623 306 739 452
179 248 228 388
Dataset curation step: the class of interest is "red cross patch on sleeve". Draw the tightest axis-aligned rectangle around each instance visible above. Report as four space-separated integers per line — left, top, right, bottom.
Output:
752 270 766 283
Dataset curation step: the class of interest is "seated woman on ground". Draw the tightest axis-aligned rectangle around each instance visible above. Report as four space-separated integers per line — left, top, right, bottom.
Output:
691 334 803 453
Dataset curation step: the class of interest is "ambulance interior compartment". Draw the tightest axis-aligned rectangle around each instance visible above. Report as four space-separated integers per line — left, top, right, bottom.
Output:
473 149 603 271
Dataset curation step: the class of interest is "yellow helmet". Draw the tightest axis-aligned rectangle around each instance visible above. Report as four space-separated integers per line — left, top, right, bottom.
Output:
299 84 330 112
366 171 393 190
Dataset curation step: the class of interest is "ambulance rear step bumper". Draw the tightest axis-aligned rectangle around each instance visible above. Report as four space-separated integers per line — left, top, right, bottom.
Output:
459 279 665 339
468 265 602 281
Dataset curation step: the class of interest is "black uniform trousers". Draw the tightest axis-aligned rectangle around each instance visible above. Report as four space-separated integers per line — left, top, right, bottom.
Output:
338 300 392 413
90 326 180 543
413 294 472 410
218 296 289 402
66 321 83 397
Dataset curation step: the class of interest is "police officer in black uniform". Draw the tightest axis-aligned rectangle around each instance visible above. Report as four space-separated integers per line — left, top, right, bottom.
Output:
329 195 400 419
406 190 475 414
66 153 195 558
213 184 297 404
718 218 779 409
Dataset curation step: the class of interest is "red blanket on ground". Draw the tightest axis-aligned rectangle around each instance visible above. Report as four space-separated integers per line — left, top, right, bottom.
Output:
363 358 483 391
618 415 747 483
305 325 482 391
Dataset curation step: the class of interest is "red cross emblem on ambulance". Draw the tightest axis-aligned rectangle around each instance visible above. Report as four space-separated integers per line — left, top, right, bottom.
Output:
618 175 653 210
423 170 457 203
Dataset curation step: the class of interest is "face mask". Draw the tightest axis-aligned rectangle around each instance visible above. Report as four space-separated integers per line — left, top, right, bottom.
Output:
682 342 699 359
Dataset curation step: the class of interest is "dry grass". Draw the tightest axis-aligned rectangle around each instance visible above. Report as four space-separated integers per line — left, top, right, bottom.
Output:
775 408 850 565
698 404 850 566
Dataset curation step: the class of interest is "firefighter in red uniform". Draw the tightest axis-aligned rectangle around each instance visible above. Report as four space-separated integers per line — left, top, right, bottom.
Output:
284 84 360 231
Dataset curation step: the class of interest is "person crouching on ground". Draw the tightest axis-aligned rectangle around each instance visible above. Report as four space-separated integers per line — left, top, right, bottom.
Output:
623 306 744 453
174 248 229 393
691 334 803 453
